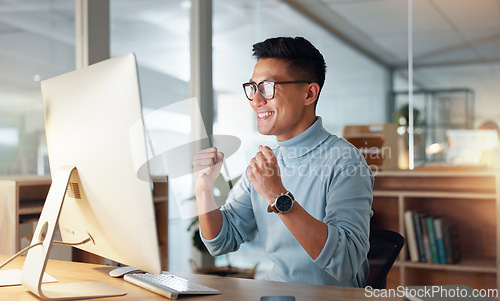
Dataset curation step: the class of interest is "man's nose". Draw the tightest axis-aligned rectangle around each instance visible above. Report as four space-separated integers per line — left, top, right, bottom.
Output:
251 91 267 107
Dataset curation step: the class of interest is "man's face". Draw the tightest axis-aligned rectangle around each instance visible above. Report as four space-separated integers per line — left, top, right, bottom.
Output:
249 58 313 141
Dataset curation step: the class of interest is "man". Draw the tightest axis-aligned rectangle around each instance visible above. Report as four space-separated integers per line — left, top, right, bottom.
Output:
193 37 373 287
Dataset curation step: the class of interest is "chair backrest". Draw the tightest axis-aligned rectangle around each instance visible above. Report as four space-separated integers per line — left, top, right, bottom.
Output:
366 227 405 289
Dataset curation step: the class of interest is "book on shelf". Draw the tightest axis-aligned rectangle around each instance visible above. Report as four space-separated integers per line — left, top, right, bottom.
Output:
433 217 447 264
425 216 439 264
404 210 419 262
412 211 426 263
419 215 432 263
443 223 461 264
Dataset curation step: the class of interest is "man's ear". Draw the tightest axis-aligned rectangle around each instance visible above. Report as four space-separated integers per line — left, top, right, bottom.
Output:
304 82 320 106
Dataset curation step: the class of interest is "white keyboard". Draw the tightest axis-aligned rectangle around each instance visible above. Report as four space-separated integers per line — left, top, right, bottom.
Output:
123 272 221 300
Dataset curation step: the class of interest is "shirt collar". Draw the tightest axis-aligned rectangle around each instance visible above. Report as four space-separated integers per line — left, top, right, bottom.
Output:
276 116 330 161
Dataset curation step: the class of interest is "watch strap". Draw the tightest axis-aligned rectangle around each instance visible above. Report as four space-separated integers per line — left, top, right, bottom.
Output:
267 203 279 213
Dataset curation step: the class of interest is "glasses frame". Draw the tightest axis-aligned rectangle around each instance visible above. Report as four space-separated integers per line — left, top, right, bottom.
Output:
242 80 311 101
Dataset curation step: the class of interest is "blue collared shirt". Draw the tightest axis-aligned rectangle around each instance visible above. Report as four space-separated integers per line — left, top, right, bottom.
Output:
201 117 374 287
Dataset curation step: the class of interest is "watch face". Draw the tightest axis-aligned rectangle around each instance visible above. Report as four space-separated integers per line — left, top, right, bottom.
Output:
276 194 293 212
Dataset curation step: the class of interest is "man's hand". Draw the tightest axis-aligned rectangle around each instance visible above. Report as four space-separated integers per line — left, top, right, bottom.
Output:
193 147 224 194
247 145 286 203
193 147 224 238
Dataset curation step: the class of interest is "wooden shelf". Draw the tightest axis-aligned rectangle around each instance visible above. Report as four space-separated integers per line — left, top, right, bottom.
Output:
153 196 169 203
374 190 497 199
0 175 169 270
18 204 45 215
373 170 500 289
396 258 497 273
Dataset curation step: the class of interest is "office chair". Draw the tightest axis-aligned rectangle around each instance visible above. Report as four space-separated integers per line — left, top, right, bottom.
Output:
366 227 405 289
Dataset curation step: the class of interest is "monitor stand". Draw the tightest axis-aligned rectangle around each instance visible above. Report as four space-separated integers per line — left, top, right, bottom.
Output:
21 166 126 300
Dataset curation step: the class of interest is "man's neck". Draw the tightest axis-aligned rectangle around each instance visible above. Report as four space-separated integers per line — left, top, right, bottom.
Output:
275 115 318 142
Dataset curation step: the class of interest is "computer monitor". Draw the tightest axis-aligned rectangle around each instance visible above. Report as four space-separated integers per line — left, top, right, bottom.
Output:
21 53 161 299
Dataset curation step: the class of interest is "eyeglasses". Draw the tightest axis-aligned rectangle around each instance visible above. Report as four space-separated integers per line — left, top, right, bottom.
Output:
242 80 311 101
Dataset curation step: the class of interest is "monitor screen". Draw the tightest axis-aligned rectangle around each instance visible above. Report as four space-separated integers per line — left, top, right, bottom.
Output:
38 53 161 273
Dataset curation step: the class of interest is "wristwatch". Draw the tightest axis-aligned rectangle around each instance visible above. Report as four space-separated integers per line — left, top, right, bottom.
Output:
267 191 295 214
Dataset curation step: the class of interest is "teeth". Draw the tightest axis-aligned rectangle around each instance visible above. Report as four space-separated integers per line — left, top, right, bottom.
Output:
258 112 274 118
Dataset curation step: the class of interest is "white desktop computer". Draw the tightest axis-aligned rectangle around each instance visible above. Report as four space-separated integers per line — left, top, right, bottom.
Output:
21 53 162 299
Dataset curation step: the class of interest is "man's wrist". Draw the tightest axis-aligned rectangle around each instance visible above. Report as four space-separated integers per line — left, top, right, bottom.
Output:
266 188 288 204
195 183 219 213
195 182 214 197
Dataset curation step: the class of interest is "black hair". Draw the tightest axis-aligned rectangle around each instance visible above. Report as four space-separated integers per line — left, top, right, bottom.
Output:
252 37 327 104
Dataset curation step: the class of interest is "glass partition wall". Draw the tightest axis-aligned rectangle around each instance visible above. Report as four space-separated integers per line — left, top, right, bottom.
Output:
0 1 75 175
398 0 500 168
110 0 192 273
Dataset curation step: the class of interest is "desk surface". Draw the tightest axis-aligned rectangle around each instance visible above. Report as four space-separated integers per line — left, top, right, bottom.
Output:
0 255 400 300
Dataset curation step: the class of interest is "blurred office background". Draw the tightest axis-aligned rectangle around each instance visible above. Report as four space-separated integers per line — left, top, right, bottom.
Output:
1 0 500 277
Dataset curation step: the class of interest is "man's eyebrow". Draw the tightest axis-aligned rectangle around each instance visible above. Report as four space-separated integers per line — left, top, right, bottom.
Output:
249 78 274 83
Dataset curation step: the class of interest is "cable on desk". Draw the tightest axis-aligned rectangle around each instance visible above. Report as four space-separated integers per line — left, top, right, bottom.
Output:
0 242 42 269
0 237 91 269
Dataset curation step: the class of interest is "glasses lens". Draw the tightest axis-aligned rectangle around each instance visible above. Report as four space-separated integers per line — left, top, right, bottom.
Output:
259 82 275 100
243 84 256 100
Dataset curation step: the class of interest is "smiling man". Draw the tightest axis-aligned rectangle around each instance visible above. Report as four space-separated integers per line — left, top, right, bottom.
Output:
193 37 373 287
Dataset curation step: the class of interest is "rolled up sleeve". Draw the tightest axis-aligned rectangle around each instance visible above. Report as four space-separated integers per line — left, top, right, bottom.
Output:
200 173 257 256
313 163 373 284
